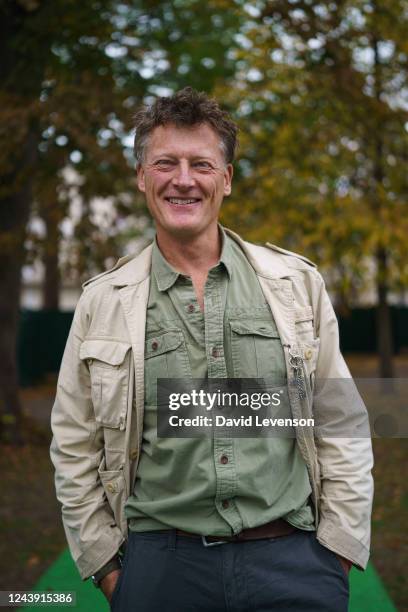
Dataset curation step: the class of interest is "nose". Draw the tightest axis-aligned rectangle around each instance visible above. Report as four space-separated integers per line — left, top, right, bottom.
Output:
172 160 195 189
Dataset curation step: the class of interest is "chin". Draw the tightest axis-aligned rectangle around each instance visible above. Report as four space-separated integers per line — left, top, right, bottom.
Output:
160 218 207 239
167 224 201 237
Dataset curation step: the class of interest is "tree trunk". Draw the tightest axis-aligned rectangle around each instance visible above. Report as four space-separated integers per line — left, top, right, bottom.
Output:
0 242 26 444
43 208 60 310
0 131 36 442
0 3 46 441
376 248 394 378
371 31 394 378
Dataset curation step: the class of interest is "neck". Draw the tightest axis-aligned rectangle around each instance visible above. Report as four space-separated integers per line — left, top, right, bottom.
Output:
155 225 222 276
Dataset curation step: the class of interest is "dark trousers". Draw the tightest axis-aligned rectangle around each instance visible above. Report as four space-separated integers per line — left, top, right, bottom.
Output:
111 529 349 612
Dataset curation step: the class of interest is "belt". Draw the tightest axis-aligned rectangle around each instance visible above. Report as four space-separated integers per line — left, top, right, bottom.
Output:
175 519 296 547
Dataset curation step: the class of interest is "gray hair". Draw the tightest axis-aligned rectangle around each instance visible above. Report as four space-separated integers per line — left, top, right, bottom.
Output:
133 87 238 165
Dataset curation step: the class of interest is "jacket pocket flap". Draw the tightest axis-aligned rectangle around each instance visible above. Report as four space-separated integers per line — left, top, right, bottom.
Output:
295 306 313 322
145 330 184 358
80 339 131 366
230 320 279 338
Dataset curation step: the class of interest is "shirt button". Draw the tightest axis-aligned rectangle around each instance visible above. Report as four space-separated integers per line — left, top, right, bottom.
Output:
220 455 228 465
187 303 195 313
212 347 220 358
129 448 138 460
222 500 230 509
304 348 313 360
151 340 159 351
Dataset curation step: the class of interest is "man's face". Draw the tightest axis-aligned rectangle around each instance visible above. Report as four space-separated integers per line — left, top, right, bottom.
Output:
136 123 233 240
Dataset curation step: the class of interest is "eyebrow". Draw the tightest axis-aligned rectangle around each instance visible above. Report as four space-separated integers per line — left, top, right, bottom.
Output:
151 153 217 161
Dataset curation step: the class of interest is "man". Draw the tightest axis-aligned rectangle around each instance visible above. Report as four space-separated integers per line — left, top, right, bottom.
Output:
50 87 373 611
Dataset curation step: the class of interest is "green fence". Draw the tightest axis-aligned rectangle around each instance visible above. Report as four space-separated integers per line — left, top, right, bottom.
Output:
17 307 408 387
17 310 74 387
337 306 408 354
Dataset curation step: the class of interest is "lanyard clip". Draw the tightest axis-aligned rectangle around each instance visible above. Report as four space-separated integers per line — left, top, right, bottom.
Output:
289 349 306 401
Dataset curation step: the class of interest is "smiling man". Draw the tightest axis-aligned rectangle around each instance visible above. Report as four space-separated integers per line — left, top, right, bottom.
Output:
135 120 233 311
50 88 373 612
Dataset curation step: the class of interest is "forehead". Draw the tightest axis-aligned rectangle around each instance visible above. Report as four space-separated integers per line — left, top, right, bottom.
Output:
146 123 224 160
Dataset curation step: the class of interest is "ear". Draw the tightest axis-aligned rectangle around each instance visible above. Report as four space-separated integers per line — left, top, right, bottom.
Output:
136 163 146 193
223 164 233 196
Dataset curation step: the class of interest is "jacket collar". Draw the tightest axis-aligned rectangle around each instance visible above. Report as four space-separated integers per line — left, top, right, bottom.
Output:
110 226 295 287
223 228 295 280
110 242 153 287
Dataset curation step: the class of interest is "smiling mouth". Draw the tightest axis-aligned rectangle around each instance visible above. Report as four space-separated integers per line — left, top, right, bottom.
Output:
165 197 201 205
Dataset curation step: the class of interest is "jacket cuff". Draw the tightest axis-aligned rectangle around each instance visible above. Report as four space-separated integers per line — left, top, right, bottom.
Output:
317 519 369 570
75 527 125 580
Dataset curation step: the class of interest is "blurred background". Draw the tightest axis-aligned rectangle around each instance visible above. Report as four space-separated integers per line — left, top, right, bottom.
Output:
0 0 407 610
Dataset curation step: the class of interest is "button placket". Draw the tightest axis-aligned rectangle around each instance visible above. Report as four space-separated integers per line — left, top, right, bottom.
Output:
204 271 240 530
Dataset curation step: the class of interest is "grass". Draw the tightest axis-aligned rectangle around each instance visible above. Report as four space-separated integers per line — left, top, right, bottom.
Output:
0 442 67 593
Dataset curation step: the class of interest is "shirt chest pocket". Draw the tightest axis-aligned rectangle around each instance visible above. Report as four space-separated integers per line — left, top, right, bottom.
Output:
80 339 132 429
229 319 286 382
144 329 192 406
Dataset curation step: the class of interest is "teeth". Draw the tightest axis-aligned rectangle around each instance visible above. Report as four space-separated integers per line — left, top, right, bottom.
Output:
167 198 199 205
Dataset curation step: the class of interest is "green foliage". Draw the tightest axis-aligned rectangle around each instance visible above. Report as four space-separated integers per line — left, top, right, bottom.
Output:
1 0 407 299
218 0 408 300
0 0 242 280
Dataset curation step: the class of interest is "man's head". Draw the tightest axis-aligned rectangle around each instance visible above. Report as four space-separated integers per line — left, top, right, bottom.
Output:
134 87 238 241
133 87 238 166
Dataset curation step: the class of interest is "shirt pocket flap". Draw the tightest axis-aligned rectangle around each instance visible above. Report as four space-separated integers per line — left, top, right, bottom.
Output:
145 330 184 359
230 320 280 338
80 339 131 366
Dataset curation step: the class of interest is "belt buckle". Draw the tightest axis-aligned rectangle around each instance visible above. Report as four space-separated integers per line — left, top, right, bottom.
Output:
201 535 229 547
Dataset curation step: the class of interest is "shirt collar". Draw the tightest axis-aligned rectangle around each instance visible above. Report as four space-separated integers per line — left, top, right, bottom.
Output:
152 224 233 293
151 239 179 292
218 225 233 279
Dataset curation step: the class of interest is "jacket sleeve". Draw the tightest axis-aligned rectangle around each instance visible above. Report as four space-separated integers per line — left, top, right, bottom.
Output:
312 271 374 570
50 293 124 579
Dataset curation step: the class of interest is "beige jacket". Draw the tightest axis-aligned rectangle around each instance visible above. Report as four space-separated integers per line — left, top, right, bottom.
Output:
50 229 373 579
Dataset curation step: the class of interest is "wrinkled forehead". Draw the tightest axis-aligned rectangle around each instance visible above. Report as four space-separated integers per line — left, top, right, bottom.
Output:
145 123 226 162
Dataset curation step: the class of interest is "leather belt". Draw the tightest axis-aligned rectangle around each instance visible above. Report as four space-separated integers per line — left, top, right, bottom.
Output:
175 519 296 546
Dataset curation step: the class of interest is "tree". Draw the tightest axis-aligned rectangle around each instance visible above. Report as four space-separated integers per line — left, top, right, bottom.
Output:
0 0 140 442
0 0 243 441
219 0 408 377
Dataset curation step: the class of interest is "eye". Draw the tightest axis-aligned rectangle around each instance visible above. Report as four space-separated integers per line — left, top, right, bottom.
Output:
193 160 212 169
154 159 174 167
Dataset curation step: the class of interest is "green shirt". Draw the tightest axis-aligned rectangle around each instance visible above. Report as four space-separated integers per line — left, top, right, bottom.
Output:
125 227 315 535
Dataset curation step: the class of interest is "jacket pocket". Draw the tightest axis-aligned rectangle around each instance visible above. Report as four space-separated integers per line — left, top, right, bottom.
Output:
300 339 320 379
296 338 321 412
229 319 286 381
295 306 315 342
80 339 132 429
98 457 127 534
